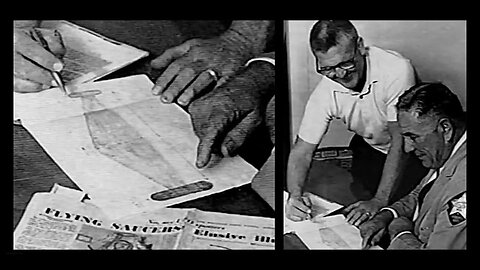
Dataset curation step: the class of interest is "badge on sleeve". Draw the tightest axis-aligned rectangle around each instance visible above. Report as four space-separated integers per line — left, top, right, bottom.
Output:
447 192 466 225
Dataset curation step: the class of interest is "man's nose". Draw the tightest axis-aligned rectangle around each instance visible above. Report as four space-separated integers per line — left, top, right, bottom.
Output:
335 67 347 78
404 138 415 153
326 68 347 80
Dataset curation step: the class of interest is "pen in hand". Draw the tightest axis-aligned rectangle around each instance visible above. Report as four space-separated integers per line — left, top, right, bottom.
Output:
32 28 68 95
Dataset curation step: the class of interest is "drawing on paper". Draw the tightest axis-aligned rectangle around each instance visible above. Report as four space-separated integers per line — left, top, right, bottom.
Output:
61 47 111 82
317 227 350 249
81 95 207 192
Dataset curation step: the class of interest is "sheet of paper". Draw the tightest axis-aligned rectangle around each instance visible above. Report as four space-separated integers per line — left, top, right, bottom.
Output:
283 191 381 250
39 20 149 85
283 191 342 233
14 75 257 220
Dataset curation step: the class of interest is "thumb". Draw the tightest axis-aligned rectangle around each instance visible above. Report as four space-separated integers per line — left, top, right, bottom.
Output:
151 39 199 69
302 195 312 208
220 110 262 157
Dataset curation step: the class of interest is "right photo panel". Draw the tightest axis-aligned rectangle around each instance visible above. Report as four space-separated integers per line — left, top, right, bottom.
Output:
282 20 466 250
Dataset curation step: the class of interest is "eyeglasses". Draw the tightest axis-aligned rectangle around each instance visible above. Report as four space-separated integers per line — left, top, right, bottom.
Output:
316 45 358 76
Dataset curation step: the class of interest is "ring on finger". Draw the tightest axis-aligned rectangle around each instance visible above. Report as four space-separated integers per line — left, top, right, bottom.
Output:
365 212 372 217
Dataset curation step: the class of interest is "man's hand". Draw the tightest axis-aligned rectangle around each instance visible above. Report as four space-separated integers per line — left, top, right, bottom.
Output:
344 198 385 227
151 34 253 106
285 194 312 222
14 22 66 93
188 61 274 168
388 217 414 240
359 211 392 249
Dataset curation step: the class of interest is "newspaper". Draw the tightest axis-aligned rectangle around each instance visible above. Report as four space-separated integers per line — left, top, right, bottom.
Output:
14 187 274 250
283 191 381 250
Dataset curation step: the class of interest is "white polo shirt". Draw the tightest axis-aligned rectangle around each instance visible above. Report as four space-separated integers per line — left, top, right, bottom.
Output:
298 46 416 154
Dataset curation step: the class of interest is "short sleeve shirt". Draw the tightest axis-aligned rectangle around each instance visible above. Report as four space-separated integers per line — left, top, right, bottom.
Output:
298 46 415 154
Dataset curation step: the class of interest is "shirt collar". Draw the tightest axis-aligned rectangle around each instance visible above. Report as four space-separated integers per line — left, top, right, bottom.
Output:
438 131 467 175
331 47 379 97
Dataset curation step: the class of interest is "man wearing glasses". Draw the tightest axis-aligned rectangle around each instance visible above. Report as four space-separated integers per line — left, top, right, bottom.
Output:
285 20 428 227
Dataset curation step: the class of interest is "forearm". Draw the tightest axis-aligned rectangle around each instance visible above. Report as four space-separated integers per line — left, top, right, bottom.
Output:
286 146 314 197
222 20 273 58
223 61 275 108
374 138 408 204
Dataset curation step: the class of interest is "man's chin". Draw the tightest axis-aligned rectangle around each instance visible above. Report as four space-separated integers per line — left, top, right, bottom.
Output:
335 75 358 90
337 80 356 90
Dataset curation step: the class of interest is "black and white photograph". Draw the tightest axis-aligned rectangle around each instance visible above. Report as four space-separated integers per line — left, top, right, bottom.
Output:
283 20 466 250
13 20 275 250
12 19 468 251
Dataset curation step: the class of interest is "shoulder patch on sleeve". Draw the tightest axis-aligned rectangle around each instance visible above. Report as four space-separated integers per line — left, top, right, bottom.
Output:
448 192 466 225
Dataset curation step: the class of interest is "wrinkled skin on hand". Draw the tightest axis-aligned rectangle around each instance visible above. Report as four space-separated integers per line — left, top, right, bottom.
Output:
344 198 385 227
388 217 414 240
14 21 66 93
188 61 274 169
285 194 312 222
359 212 391 249
151 34 253 106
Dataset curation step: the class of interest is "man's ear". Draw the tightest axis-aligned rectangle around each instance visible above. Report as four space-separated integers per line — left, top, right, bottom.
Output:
357 37 366 55
438 118 453 142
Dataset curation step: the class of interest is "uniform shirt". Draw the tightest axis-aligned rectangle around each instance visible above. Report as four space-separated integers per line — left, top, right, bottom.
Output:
387 131 467 249
298 46 415 154
383 131 467 221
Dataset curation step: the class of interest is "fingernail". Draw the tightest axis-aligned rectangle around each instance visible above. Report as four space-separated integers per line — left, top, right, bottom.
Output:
51 79 58 87
178 98 187 106
307 209 311 213
196 160 205 169
53 62 63 72
161 94 171 103
151 86 161 96
221 145 230 157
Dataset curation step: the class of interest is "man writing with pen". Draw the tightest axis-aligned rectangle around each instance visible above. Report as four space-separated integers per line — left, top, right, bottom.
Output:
14 21 66 93
14 20 275 172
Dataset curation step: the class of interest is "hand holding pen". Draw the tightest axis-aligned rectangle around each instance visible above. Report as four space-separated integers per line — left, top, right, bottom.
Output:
14 22 67 93
285 194 313 222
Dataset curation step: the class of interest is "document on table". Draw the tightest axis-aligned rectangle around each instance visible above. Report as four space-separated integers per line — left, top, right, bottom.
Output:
14 187 274 250
14 75 258 220
39 20 149 85
283 192 382 250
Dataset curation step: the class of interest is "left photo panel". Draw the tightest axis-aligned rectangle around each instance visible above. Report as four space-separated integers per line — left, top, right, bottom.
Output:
13 20 276 250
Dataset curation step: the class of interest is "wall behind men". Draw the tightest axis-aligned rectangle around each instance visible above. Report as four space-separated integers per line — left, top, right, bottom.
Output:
286 20 466 147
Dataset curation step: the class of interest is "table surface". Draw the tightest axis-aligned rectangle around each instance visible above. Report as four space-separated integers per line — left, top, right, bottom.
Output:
13 20 274 229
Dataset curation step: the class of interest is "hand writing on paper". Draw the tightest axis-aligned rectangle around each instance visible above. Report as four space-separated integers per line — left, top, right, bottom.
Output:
14 21 66 93
285 194 312 222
